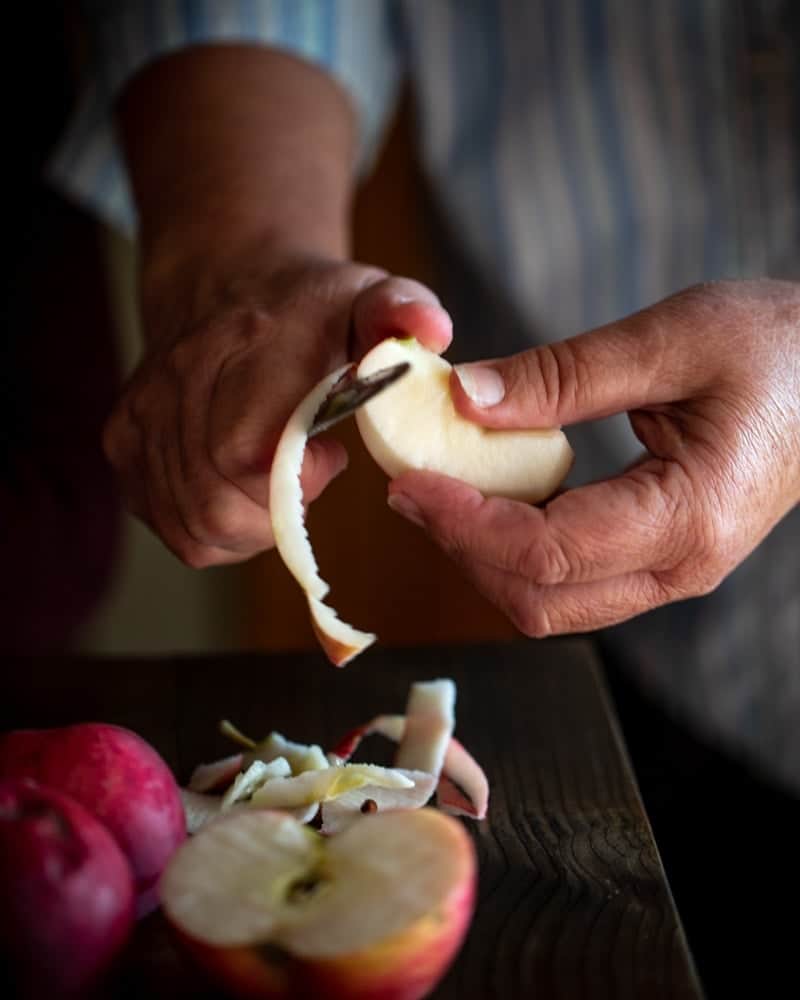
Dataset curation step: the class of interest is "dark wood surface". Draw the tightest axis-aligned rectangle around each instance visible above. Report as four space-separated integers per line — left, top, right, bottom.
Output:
1 640 703 999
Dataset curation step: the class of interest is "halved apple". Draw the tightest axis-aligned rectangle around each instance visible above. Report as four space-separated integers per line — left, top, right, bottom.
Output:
356 337 574 503
160 807 476 1000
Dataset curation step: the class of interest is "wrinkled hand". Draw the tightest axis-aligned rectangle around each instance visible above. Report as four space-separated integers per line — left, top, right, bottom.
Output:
103 251 451 566
388 280 800 636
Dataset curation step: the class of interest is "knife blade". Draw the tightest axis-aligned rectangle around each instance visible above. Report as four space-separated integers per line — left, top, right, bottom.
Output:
308 361 410 437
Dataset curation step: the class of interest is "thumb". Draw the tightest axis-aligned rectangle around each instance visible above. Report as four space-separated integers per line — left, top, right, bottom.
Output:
449 298 710 429
351 276 453 359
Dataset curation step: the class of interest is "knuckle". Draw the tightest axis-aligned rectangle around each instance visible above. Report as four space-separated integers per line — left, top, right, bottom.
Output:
510 345 561 415
518 340 586 416
228 306 274 348
693 570 726 598
515 533 573 585
164 335 197 381
176 542 218 571
208 426 258 479
441 533 469 569
658 504 733 598
191 306 275 364
187 493 256 550
426 506 489 575
694 498 738 590
508 589 554 639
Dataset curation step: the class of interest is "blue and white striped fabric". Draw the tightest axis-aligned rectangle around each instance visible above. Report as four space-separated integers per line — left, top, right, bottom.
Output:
52 0 800 791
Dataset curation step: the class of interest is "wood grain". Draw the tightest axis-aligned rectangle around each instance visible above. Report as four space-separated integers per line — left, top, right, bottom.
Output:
0 640 703 999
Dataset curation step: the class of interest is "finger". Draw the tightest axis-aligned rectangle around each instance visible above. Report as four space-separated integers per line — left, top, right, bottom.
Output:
458 557 670 637
351 276 453 357
123 386 247 567
447 288 720 430
388 462 695 586
141 429 230 567
164 329 348 555
299 435 349 504
166 356 276 556
205 336 348 510
180 353 348 552
205 395 349 514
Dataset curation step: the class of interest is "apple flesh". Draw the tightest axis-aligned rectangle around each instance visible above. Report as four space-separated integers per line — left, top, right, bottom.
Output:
356 337 574 502
0 723 186 916
160 807 476 1000
0 778 135 999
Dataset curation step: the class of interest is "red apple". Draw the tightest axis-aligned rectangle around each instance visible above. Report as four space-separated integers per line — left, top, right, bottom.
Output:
0 778 135 999
0 723 186 916
160 807 476 1000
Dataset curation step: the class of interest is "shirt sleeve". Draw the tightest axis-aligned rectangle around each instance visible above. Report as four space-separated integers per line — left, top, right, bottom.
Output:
48 0 404 237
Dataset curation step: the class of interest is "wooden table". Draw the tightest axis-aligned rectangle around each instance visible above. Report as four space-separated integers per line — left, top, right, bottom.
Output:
1 639 704 999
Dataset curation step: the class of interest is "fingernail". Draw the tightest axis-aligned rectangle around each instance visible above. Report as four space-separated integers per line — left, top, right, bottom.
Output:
385 279 442 308
387 493 425 528
455 365 505 407
386 292 415 306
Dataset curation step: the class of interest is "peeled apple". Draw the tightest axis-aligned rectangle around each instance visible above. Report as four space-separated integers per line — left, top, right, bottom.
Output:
357 337 573 502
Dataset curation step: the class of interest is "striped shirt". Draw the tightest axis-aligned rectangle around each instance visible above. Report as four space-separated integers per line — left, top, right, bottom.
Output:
52 0 800 791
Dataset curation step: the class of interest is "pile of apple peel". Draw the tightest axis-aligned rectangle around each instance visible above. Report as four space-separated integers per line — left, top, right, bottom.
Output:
269 336 574 666
180 678 488 837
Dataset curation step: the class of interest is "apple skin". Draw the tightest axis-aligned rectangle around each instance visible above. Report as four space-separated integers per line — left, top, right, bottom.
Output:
177 876 474 1000
0 778 135 999
0 723 186 917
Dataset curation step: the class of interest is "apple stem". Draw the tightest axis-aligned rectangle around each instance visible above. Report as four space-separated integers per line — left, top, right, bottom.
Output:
219 719 257 750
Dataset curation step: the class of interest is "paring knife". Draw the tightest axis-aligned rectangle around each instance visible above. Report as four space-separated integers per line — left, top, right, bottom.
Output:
308 361 410 437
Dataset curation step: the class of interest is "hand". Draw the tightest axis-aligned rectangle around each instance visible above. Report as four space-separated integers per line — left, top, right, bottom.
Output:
387 280 800 636
103 248 452 567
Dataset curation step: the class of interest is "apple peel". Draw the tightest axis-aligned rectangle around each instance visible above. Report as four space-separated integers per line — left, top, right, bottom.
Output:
181 678 489 840
181 789 317 835
188 753 245 793
395 679 454 776
221 758 293 810
307 596 376 669
269 363 376 667
243 731 329 774
319 769 437 834
250 764 414 810
181 789 238 834
333 716 489 821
